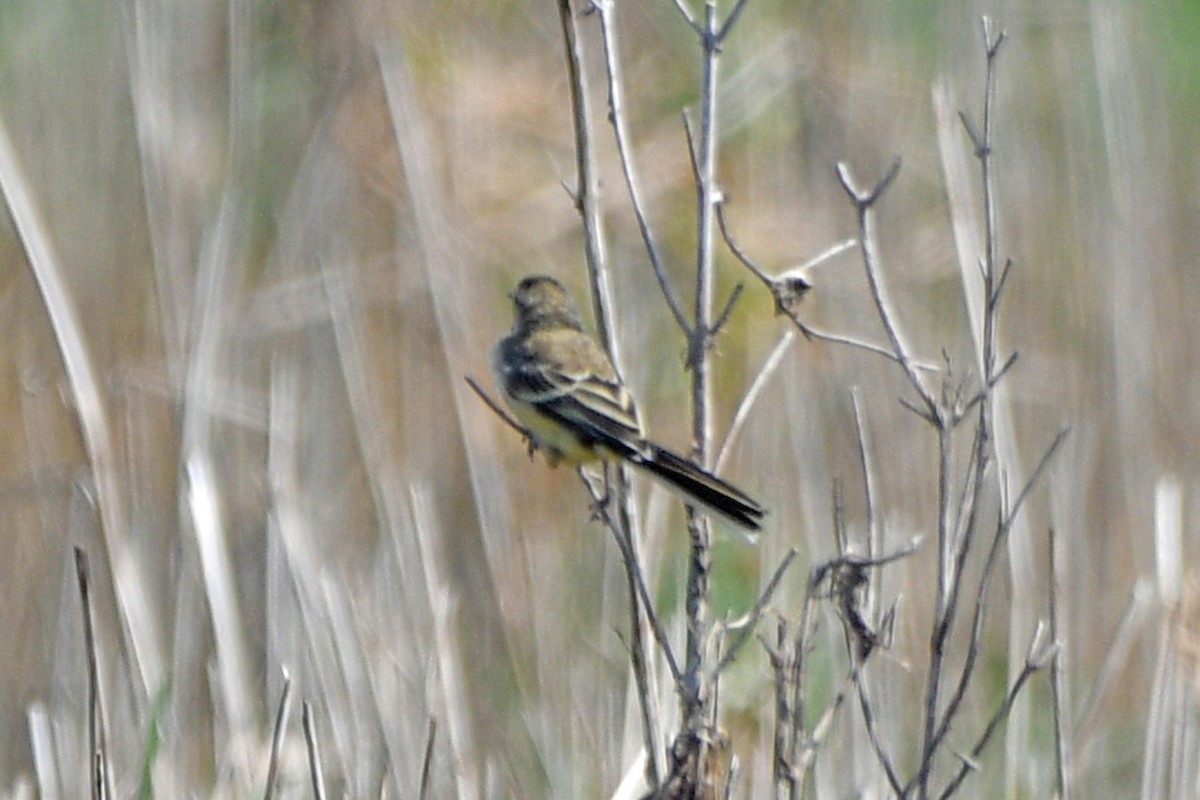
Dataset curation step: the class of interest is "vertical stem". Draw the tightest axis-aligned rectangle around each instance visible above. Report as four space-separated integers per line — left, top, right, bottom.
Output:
595 0 690 333
556 0 616 355
619 477 665 785
683 0 720 734
918 423 953 798
1048 527 1073 800
916 20 1005 799
556 0 663 785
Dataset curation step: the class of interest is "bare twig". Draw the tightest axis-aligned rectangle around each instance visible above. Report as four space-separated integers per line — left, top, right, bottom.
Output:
557 0 617 359
1048 528 1073 800
913 429 1067 792
579 472 683 687
418 718 437 800
916 20 1010 798
717 0 754 42
263 669 292 800
712 199 774 286
677 3 723 780
836 158 938 416
936 629 1052 800
715 330 795 473
557 4 664 781
811 538 924 584
716 199 941 371
851 390 881 612
75 547 108 800
592 0 690 333
952 351 1020 424
793 665 857 786
716 549 799 674
711 283 745 336
615 466 665 787
667 0 700 32
855 678 904 794
465 375 526 437
760 619 792 800
999 428 1070 535
301 702 327 800
991 257 1015 308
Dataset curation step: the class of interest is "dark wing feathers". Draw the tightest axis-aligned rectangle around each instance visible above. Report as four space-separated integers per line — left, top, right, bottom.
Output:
499 325 765 532
506 328 644 451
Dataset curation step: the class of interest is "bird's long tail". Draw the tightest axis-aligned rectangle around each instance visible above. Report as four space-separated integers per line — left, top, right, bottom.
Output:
631 445 766 532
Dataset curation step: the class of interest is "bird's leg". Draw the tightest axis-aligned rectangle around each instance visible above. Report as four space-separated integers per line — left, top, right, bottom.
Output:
578 466 612 521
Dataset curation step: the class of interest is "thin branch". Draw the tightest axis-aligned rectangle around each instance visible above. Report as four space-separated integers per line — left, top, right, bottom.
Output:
836 159 939 416
593 0 691 333
802 321 939 372
918 22 1009 796
614 465 665 787
716 199 940 372
855 677 904 794
836 157 902 210
466 375 526 438
579 471 684 687
418 718 437 800
715 329 795 473
936 633 1049 800
711 283 745 337
560 4 664 781
983 15 1008 59
898 396 937 424
991 258 1014 308
793 237 860 273
716 549 799 673
678 0 723 769
760 617 792 800
810 540 924 600
851 389 880 615
953 351 1019 424
717 0 754 42
713 199 779 285
999 427 1069 533
668 0 700 32
301 702 327 800
75 547 107 800
914 428 1067 790
957 109 984 156
263 669 293 800
682 110 701 190
793 664 859 781
1048 528 1073 800
557 0 618 361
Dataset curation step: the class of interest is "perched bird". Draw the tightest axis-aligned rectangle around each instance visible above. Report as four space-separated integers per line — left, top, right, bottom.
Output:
492 275 765 532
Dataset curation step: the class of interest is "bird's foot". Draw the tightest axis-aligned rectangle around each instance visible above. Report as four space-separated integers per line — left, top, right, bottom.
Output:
577 468 611 521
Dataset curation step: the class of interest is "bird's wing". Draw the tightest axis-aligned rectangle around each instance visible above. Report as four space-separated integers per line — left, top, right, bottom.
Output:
504 328 644 453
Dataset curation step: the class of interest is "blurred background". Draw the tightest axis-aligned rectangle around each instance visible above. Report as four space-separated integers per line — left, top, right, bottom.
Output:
0 0 1196 796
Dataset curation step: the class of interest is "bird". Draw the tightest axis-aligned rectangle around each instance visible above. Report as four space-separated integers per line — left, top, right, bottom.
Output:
491 274 765 532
